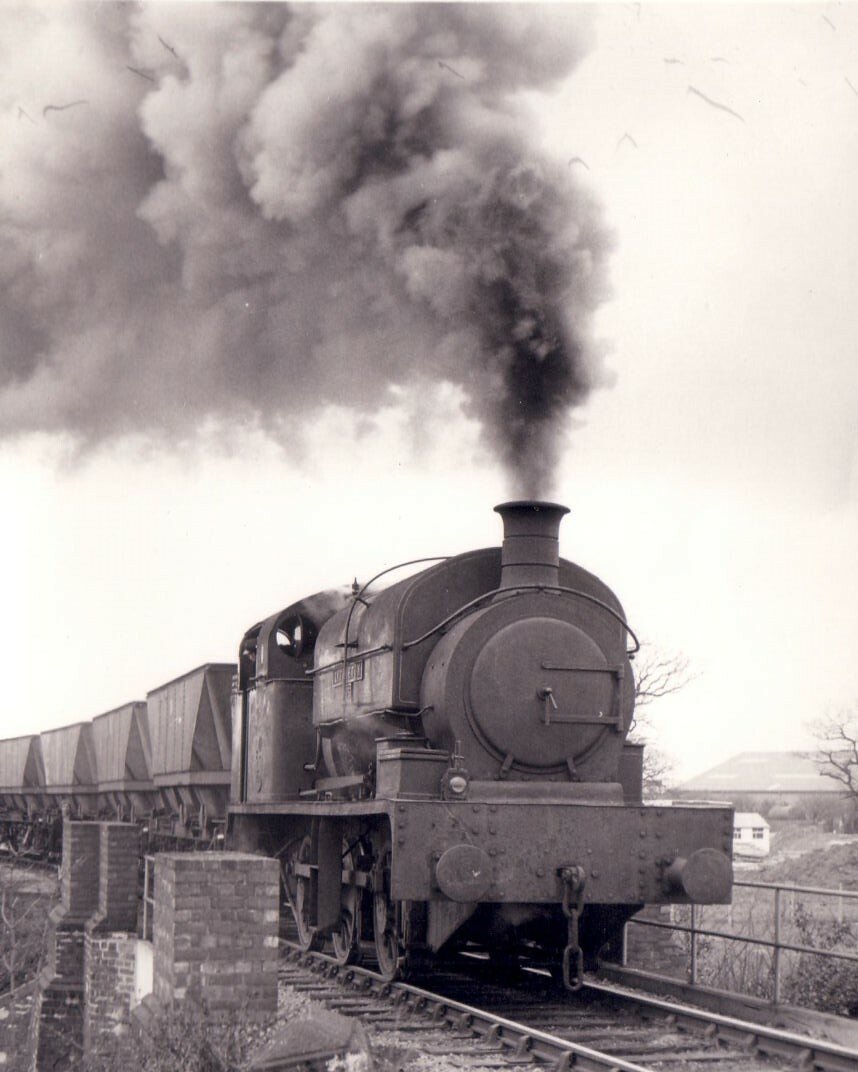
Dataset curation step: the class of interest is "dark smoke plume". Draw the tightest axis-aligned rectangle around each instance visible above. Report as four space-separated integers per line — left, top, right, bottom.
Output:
0 3 611 496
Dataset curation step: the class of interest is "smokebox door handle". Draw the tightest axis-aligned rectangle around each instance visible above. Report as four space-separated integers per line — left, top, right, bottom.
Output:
537 686 558 724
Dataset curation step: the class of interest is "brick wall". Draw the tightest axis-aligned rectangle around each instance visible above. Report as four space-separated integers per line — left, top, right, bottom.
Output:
25 975 45 1072
49 925 86 985
153 854 279 1014
24 829 281 1066
35 985 84 1071
32 920 88 1071
83 932 137 1053
624 905 689 977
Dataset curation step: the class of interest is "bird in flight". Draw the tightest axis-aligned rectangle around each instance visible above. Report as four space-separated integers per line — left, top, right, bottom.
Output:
158 35 180 60
438 60 465 81
567 156 590 171
616 132 639 150
687 85 745 123
126 65 155 83
42 100 88 117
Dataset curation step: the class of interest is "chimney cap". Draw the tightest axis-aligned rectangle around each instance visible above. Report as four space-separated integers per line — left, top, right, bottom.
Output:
493 500 570 517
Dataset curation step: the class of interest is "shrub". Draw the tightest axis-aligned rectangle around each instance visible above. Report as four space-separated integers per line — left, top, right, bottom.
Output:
782 902 858 1016
83 999 266 1072
0 863 58 993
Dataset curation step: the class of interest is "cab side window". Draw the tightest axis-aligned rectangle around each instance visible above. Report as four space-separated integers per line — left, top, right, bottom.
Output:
239 626 262 690
274 614 317 659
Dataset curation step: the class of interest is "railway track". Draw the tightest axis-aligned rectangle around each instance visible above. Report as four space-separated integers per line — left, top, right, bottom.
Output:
278 942 858 1071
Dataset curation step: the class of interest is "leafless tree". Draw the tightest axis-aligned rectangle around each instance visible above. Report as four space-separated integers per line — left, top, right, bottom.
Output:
0 859 57 992
638 744 677 797
809 706 858 801
630 644 695 795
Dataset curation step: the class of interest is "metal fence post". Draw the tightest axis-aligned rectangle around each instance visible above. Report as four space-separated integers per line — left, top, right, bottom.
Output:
773 886 781 1004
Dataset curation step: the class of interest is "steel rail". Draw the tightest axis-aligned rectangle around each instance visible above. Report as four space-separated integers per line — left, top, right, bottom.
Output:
282 943 654 1071
283 941 858 1072
583 977 858 1072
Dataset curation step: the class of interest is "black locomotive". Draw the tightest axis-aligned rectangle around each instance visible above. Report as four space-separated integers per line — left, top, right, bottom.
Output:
229 501 733 984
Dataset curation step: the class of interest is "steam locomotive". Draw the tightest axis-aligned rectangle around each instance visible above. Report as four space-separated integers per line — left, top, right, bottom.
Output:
0 500 732 984
228 501 734 984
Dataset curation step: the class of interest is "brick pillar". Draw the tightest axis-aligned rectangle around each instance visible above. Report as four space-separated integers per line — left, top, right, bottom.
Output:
60 820 100 921
83 823 142 1055
35 821 101 1070
153 853 279 1014
94 822 140 933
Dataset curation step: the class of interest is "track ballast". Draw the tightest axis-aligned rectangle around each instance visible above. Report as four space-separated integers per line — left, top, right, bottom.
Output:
278 942 858 1072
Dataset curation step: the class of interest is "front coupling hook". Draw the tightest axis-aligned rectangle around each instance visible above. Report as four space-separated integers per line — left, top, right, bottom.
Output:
559 865 587 991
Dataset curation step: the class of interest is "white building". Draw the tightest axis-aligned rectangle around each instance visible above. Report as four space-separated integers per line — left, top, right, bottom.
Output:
733 811 771 858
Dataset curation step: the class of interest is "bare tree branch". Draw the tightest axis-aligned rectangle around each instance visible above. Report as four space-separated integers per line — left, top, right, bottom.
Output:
633 645 694 709
629 643 695 794
809 706 858 800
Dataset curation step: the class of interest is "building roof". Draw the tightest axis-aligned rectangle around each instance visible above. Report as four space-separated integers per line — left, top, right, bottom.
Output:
734 812 769 828
678 751 841 795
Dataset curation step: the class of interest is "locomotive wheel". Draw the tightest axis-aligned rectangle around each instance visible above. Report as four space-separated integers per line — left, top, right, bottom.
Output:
283 835 322 952
331 839 362 966
372 845 402 979
371 835 430 980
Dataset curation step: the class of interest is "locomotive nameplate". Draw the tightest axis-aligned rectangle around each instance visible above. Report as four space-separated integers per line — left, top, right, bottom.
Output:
332 660 365 688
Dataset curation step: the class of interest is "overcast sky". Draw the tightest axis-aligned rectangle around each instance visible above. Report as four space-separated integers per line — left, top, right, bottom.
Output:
1 3 856 781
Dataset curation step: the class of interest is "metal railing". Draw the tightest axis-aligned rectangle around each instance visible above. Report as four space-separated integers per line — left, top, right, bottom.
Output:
626 879 858 1005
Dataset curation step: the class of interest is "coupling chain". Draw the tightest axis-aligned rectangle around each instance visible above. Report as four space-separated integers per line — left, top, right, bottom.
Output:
559 864 587 991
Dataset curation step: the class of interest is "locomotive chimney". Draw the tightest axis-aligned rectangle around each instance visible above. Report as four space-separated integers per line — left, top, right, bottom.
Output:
494 500 570 589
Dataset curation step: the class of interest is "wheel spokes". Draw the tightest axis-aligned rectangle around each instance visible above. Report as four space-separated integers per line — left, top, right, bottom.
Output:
372 847 402 979
289 834 322 951
331 839 362 965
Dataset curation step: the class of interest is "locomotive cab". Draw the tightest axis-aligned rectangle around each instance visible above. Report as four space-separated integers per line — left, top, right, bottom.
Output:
231 590 350 804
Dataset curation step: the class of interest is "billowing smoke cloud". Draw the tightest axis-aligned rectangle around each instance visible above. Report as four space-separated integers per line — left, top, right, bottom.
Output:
0 2 611 496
